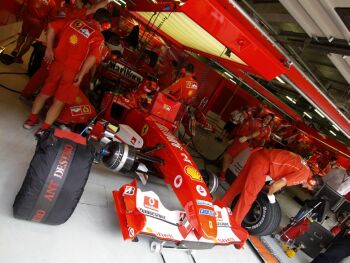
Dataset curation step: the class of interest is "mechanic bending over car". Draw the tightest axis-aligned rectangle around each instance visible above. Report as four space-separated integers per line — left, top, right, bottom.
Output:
219 113 275 181
162 63 198 104
23 8 112 135
20 0 113 99
217 148 314 226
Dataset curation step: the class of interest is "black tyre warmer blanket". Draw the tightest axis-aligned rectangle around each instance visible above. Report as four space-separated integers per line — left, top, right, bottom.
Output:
13 129 94 225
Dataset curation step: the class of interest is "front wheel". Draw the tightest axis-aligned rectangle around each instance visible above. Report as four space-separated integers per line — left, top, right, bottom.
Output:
232 192 282 236
200 169 219 194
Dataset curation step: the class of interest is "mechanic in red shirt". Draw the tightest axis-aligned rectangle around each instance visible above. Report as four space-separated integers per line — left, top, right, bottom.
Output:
20 0 112 99
219 149 312 225
219 113 274 181
11 0 57 63
162 63 198 104
249 113 274 148
23 8 112 133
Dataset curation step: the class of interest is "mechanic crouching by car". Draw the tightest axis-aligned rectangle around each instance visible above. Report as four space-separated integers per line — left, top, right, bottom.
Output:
218 148 313 226
23 8 112 135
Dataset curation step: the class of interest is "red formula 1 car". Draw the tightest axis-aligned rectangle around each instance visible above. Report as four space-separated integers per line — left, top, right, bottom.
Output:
17 35 248 249
88 89 248 248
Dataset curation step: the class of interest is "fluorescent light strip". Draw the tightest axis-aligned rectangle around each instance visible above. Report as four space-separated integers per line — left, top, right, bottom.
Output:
332 124 340 131
330 130 337 136
229 79 237 84
281 75 350 140
286 96 296 104
276 76 285 84
112 0 121 5
303 112 312 119
314 108 325 118
119 0 126 4
224 72 232 78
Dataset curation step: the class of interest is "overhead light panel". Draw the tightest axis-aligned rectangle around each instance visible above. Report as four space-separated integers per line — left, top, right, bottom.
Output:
286 96 297 104
136 12 246 65
330 130 337 136
314 109 325 118
276 76 285 84
118 0 126 3
332 124 340 131
229 79 237 84
303 112 312 119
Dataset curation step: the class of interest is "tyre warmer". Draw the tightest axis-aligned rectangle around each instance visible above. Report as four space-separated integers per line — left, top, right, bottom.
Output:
113 180 248 248
13 129 94 225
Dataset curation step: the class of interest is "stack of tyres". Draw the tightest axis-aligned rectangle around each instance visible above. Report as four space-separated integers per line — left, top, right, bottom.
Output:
13 129 94 225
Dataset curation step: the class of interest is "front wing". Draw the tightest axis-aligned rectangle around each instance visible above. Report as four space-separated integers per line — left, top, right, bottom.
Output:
112 180 248 248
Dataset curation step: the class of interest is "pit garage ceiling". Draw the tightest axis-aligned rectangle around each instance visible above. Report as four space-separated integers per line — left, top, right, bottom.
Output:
128 0 350 146
238 0 350 143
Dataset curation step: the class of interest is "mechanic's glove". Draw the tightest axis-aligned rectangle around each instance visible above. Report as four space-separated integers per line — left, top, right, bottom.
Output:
267 194 276 204
238 136 248 143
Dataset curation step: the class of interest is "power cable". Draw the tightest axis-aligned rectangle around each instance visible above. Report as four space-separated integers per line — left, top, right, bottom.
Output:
0 83 21 94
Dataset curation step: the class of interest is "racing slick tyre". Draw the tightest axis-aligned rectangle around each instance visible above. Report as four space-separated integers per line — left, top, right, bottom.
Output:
13 129 94 225
232 192 282 236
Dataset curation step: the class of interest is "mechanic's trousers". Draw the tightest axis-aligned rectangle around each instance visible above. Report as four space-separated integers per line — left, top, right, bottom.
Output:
221 151 269 225
21 63 49 98
311 234 350 263
226 140 249 160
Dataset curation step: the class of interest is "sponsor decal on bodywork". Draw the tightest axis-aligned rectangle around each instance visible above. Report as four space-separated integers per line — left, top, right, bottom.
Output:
196 185 207 197
123 186 135 196
113 62 143 83
196 200 213 207
70 105 91 116
199 209 215 217
144 196 159 211
184 165 202 181
173 175 182 188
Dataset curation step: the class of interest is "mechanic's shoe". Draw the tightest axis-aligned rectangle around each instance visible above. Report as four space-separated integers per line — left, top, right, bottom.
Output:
14 56 24 64
23 117 39 129
11 50 18 57
34 128 45 139
0 53 15 65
